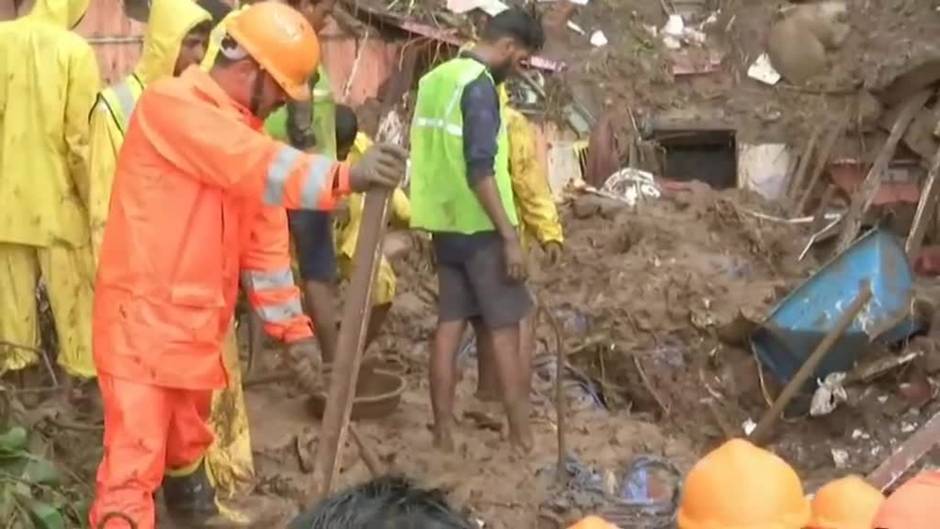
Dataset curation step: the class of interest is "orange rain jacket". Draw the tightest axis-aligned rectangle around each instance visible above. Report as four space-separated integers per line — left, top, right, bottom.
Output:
94 66 350 390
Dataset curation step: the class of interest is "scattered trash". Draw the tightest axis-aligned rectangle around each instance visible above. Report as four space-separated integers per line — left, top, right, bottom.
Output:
742 418 757 435
737 143 791 199
590 30 608 47
445 0 508 15
747 53 782 85
659 13 707 49
599 168 662 207
831 448 850 469
851 429 871 440
567 20 587 35
901 422 917 433
868 409 940 491
810 372 848 416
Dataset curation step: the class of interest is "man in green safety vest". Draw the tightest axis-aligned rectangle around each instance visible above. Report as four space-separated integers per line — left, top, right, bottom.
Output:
409 7 545 453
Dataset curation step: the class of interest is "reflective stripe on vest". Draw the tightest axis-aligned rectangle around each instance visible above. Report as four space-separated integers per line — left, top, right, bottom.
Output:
112 80 137 129
99 75 144 135
257 298 304 323
412 117 463 137
241 267 294 292
299 156 333 208
264 146 303 205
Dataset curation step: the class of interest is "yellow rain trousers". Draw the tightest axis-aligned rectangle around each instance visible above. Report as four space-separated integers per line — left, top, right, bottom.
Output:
0 0 99 378
335 133 411 306
86 0 253 496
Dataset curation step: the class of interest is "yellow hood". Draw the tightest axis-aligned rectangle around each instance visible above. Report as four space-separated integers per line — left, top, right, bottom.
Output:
27 0 90 28
134 0 210 84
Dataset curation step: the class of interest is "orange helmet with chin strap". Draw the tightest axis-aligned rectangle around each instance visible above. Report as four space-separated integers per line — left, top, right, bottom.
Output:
223 1 320 101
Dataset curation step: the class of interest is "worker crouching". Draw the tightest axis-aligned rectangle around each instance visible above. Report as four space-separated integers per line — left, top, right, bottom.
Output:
88 3 407 528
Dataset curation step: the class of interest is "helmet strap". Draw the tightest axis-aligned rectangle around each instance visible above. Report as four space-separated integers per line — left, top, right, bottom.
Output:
249 67 266 116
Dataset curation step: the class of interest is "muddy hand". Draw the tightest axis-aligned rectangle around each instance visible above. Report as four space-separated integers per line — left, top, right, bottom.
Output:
349 143 409 191
283 338 321 389
543 241 563 266
503 236 527 281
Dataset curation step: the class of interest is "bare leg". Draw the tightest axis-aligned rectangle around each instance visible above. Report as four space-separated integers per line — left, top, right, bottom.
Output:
518 308 536 400
431 319 467 451
364 303 391 351
486 324 534 453
303 280 338 364
473 318 500 402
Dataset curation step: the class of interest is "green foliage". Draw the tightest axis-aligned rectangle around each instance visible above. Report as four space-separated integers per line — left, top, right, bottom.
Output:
0 425 87 529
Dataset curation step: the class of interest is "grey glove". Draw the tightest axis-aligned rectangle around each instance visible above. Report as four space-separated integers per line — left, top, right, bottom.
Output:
349 143 409 192
286 100 317 151
283 338 321 389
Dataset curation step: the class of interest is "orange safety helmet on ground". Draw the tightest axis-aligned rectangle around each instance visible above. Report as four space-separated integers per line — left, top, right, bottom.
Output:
224 1 320 101
871 470 940 529
677 438 810 529
807 475 883 529
566 516 619 529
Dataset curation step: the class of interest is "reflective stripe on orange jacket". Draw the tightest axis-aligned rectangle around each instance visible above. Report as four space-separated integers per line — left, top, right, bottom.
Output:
94 66 350 390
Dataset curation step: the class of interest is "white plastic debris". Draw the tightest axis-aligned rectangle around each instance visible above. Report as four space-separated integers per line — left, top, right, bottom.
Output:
601 168 661 207
663 14 686 37
851 429 871 441
901 422 917 433
878 395 889 404
743 418 757 435
831 448 850 469
748 53 782 85
446 0 508 15
567 20 586 35
810 372 848 416
590 30 608 47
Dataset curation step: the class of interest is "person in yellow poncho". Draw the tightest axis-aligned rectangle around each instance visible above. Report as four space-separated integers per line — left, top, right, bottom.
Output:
0 0 99 380
474 86 565 402
87 0 256 500
333 105 411 348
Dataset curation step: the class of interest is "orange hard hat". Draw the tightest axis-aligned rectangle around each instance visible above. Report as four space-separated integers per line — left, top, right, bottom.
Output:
677 439 810 529
225 1 320 101
871 471 940 529
566 516 619 529
807 475 883 529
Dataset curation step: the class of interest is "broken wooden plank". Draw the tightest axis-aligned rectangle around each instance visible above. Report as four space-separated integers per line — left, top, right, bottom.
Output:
868 409 940 492
835 90 933 253
906 145 940 258
787 125 822 201
750 283 872 446
309 188 392 501
795 113 849 215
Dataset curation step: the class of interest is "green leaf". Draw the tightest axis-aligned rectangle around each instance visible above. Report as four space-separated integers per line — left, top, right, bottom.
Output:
0 427 28 453
21 458 61 486
20 497 65 529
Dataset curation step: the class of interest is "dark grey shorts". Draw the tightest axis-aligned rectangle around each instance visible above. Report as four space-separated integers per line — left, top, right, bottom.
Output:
434 234 533 329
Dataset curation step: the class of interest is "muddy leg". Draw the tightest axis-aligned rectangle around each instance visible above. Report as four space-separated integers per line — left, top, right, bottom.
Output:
431 319 467 451
473 318 500 402
518 308 536 400
364 303 391 352
303 280 338 363
486 324 534 453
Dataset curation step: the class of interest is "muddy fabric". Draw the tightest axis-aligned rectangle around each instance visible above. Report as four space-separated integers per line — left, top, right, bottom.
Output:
434 233 532 329
90 374 214 529
204 326 254 497
0 242 94 378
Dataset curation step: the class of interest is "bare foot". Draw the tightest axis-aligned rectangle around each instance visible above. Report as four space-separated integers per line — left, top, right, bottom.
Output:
506 401 534 454
432 421 456 452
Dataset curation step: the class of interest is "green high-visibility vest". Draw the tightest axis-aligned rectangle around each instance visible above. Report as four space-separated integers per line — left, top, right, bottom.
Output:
265 64 336 157
409 57 516 234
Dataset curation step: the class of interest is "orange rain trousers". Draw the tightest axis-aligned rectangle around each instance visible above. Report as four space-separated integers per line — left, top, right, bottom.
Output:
89 374 213 529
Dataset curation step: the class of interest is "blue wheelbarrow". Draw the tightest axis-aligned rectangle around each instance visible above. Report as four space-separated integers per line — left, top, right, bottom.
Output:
751 228 918 390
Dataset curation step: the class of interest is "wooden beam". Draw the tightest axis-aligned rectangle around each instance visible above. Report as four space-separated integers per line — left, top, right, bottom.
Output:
795 113 848 215
906 145 940 258
787 125 822 201
835 90 932 253
309 188 392 500
749 283 872 446
868 409 940 491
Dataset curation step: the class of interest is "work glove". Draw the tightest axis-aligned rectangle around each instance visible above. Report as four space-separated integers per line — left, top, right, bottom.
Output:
282 338 321 389
543 241 563 266
286 100 317 151
349 144 409 192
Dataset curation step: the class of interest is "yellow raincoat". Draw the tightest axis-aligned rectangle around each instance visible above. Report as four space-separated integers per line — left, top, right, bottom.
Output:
335 133 411 306
87 0 253 497
498 86 564 249
0 0 98 377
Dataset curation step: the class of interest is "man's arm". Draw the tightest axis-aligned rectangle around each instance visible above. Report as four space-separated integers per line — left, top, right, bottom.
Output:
239 206 314 343
65 43 101 209
505 107 563 245
133 85 350 211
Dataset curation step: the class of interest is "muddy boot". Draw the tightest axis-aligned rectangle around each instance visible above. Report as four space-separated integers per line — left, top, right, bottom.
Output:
162 462 294 528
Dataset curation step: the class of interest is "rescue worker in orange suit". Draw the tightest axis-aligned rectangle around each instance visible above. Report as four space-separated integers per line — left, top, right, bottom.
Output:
87 3 407 528
0 0 99 383
677 439 811 529
88 0 258 499
872 470 940 529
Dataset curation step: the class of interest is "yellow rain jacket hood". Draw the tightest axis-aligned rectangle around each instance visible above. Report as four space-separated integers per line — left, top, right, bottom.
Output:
87 0 210 264
0 0 99 248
